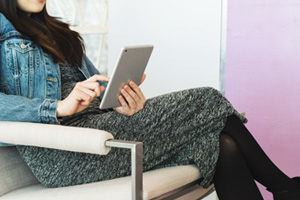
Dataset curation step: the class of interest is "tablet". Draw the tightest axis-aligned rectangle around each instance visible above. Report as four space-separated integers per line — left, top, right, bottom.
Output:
99 45 154 109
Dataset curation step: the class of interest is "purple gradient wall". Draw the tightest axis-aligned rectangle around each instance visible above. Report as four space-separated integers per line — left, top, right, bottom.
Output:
226 0 300 199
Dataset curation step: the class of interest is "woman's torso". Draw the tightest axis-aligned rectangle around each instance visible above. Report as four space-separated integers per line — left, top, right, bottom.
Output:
0 13 105 102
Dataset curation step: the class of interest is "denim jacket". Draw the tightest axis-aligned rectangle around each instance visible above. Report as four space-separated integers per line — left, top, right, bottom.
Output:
0 13 107 127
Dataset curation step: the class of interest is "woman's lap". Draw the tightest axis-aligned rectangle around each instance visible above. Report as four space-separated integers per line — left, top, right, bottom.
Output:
17 87 246 188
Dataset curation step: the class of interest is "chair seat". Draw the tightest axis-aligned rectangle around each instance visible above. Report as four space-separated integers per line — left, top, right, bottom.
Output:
1 165 201 200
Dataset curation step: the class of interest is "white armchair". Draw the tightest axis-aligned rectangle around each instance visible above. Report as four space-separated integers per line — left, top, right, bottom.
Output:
0 121 215 200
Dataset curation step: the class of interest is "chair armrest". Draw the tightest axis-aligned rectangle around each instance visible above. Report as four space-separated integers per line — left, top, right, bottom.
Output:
0 122 143 200
106 140 143 200
0 121 114 155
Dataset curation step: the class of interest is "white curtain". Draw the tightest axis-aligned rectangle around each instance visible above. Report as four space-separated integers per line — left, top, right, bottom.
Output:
46 0 109 75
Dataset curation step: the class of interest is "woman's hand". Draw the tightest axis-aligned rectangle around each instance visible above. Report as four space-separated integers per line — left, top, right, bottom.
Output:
114 74 147 116
56 75 109 117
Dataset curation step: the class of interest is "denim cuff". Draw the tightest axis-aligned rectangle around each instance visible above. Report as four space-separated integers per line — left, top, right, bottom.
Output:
40 99 59 124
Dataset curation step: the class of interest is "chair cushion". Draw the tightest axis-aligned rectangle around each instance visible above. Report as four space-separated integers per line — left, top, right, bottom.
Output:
1 165 201 200
0 147 40 196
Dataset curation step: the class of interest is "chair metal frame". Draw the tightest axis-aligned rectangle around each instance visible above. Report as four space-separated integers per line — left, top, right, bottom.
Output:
106 140 143 200
106 140 215 200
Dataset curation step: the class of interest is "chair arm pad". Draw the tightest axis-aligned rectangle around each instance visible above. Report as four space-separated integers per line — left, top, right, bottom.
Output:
0 121 114 155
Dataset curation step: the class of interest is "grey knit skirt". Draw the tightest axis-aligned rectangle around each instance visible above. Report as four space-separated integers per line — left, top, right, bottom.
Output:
17 87 246 188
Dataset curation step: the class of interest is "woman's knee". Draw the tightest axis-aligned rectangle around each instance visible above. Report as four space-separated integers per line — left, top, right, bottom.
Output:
204 87 222 97
218 133 240 159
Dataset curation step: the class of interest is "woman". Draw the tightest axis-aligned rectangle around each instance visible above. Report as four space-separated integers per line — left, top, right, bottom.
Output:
0 0 299 199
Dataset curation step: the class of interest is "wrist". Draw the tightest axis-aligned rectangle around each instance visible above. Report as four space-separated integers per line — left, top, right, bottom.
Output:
56 100 63 117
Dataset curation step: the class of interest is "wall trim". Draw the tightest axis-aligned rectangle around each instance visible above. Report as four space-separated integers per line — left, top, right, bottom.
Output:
220 0 228 95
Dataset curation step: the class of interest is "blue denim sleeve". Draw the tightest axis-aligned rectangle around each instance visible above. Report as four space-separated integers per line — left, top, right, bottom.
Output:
0 92 59 124
0 142 14 146
83 55 108 100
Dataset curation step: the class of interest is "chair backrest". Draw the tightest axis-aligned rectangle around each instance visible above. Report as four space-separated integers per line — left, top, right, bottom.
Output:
0 146 39 197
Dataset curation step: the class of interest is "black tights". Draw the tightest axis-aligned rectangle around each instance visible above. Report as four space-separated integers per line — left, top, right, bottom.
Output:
213 115 298 200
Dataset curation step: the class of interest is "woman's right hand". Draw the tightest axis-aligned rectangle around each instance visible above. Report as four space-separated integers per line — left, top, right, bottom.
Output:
56 75 109 117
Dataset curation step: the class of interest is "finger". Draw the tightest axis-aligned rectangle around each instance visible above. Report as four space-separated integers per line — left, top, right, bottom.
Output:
121 88 137 110
118 95 129 110
79 82 102 97
75 84 98 100
85 74 110 83
124 85 140 101
72 89 93 105
129 81 146 104
114 96 134 116
139 74 146 85
100 86 105 94
123 85 142 110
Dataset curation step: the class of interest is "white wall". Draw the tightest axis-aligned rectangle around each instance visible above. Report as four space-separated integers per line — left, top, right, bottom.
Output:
108 2 222 198
108 0 223 99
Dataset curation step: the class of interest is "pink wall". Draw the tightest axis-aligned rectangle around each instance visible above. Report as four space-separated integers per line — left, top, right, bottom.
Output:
226 0 300 199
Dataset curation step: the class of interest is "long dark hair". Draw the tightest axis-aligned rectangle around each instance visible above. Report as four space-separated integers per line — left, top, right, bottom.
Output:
0 0 85 67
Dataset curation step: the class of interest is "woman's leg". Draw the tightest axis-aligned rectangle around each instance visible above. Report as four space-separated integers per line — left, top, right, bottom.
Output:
18 87 236 188
213 134 263 200
218 115 298 194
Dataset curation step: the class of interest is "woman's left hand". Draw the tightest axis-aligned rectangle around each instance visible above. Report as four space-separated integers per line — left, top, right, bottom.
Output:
114 74 146 116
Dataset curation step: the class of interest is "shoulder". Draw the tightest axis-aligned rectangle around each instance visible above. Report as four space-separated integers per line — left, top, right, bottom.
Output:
82 54 100 75
0 12 21 37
